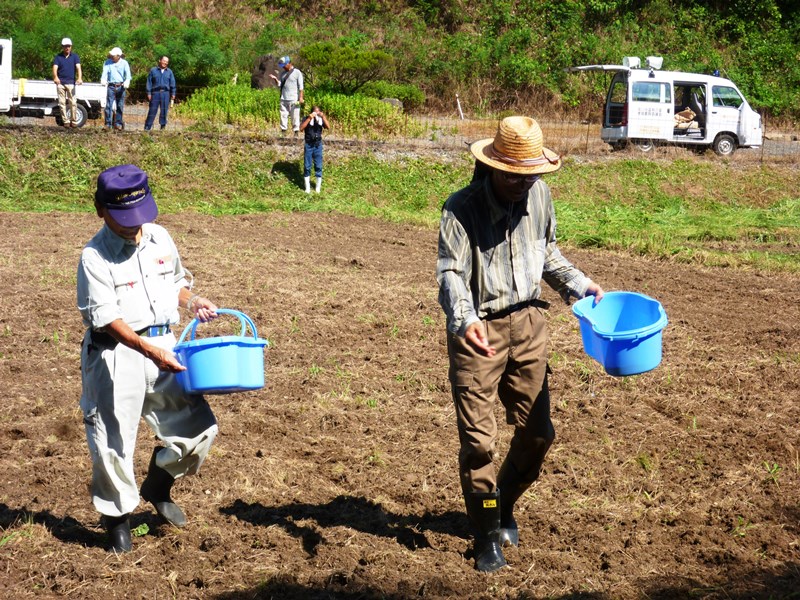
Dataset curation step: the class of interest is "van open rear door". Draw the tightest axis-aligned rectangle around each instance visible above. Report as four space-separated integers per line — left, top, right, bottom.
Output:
567 64 631 146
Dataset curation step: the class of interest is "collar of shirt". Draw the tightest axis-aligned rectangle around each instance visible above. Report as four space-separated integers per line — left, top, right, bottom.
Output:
100 223 158 257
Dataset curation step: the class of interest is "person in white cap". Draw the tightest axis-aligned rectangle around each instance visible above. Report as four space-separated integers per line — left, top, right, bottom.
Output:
52 37 83 128
77 164 220 552
268 56 304 135
436 116 605 572
100 47 132 130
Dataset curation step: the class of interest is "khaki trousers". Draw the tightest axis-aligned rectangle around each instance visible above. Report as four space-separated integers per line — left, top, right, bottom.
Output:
80 331 218 517
57 84 78 125
447 306 555 494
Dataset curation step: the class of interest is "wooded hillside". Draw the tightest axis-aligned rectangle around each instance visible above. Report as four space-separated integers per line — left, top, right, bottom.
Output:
2 0 799 118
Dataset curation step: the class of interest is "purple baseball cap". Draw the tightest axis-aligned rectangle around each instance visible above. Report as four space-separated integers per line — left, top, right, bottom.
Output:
95 164 158 227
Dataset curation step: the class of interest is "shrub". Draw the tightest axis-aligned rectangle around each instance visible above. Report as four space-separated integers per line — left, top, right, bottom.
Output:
179 83 420 137
359 80 426 111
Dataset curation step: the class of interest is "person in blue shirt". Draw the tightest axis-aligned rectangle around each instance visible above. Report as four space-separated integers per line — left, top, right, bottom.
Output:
144 56 177 131
100 47 132 130
51 37 83 128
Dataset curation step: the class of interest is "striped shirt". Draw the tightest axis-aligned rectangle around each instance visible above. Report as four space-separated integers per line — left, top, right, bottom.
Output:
437 176 591 336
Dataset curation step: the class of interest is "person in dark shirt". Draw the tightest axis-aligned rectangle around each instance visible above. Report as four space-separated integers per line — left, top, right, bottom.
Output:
51 37 83 128
299 105 330 194
144 56 177 131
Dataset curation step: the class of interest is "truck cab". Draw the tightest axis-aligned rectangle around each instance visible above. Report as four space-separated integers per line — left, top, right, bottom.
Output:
570 56 763 156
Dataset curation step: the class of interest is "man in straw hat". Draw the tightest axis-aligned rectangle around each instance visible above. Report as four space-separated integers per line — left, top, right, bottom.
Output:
436 116 605 571
77 164 220 552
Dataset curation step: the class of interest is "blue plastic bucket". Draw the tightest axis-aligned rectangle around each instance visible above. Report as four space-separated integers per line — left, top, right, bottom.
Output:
173 309 269 394
572 291 667 377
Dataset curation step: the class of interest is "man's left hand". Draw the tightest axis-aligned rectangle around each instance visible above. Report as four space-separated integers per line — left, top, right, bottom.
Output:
191 296 219 323
585 282 605 304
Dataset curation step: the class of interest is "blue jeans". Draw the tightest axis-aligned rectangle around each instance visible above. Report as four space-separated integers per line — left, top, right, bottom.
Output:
304 142 323 178
105 85 126 127
145 91 170 130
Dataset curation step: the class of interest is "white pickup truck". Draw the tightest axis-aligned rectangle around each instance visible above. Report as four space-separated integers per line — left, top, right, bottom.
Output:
0 38 105 127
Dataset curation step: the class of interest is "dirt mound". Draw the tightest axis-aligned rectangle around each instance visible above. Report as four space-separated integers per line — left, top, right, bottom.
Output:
0 211 798 599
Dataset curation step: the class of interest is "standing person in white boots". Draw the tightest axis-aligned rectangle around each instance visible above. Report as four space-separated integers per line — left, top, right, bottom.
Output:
300 105 330 194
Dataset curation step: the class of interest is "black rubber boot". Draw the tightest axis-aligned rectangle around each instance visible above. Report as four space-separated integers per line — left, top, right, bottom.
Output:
496 458 527 547
140 447 187 528
496 436 553 547
464 490 507 572
104 514 132 553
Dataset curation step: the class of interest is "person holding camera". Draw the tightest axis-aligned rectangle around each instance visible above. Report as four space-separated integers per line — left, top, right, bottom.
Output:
299 105 330 194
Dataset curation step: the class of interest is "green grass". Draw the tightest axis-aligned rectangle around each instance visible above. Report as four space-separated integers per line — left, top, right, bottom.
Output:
1 128 798 272
178 84 421 138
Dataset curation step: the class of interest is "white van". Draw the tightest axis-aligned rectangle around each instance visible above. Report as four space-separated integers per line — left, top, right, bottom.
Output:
569 56 763 156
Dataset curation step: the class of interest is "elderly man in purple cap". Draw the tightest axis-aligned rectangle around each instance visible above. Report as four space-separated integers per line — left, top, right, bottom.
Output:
437 116 605 572
77 164 220 552
268 55 304 135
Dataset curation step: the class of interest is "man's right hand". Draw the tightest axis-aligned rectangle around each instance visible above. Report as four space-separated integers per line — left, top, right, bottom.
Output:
147 345 186 373
465 321 496 357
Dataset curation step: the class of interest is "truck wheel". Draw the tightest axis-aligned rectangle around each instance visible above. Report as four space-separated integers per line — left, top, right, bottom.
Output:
632 138 655 152
609 141 628 152
57 104 89 128
712 133 736 156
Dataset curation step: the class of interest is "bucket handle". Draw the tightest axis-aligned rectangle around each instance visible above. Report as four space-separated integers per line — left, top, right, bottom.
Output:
586 311 668 341
177 309 259 345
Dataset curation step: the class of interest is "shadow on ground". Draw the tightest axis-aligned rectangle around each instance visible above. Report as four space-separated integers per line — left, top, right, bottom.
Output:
220 495 467 555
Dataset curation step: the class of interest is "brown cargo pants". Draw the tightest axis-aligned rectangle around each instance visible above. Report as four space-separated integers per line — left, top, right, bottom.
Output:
447 305 555 494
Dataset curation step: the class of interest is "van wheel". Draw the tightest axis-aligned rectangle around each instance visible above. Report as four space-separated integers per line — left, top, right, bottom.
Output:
609 141 628 152
632 139 655 152
713 133 736 156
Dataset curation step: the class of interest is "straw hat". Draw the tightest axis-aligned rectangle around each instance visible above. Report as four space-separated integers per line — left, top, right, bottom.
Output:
470 116 561 175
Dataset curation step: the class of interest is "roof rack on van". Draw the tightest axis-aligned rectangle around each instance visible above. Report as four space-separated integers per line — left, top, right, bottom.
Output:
646 56 663 69
621 56 663 70
622 57 640 69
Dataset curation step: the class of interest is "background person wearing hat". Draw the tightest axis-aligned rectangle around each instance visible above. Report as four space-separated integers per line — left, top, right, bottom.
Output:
268 56 304 135
144 55 177 131
77 164 220 552
436 116 605 572
51 37 83 128
100 47 132 130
